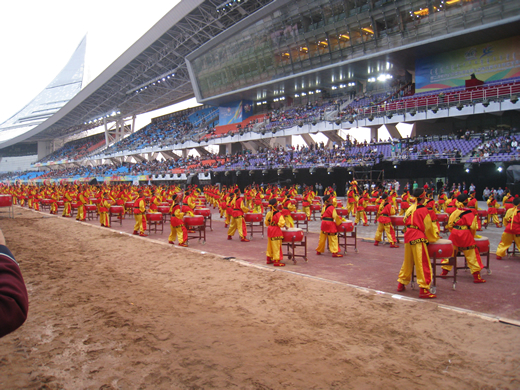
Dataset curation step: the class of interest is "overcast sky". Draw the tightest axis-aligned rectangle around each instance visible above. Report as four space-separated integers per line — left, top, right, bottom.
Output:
0 0 198 128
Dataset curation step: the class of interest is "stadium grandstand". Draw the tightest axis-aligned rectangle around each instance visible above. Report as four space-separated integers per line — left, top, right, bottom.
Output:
1 0 520 195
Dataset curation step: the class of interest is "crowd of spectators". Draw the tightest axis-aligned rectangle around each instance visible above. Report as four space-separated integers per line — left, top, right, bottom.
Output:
38 133 105 163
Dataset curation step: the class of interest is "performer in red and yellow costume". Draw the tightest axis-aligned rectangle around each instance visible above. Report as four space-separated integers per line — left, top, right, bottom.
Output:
168 194 188 247
264 198 286 267
315 194 343 257
355 190 369 226
133 191 148 236
374 193 398 248
396 188 438 299
346 180 359 218
227 188 250 242
442 194 486 283
486 193 501 228
495 197 520 259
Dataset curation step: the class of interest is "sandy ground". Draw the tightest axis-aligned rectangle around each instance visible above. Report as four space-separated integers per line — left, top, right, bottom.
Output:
0 208 519 390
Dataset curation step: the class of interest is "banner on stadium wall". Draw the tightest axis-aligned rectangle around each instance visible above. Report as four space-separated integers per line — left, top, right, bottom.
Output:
242 100 253 122
415 36 520 93
219 101 243 126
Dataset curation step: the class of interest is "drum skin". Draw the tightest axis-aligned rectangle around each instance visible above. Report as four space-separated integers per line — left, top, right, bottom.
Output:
310 204 321 211
183 215 204 226
428 239 454 258
158 205 170 214
195 208 211 217
337 221 354 232
390 216 405 226
85 205 97 211
146 212 163 221
478 209 488 217
475 237 490 254
291 212 307 221
336 208 349 216
244 213 262 222
0 194 13 207
110 205 124 214
282 228 304 242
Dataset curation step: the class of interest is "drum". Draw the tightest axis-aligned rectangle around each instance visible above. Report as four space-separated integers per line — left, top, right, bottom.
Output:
396 198 402 204
194 208 211 217
282 228 304 242
437 213 449 223
262 201 269 208
183 215 204 226
85 204 97 211
312 199 321 204
41 199 52 205
125 201 135 209
337 221 354 232
160 202 169 207
475 236 490 254
110 205 124 214
291 212 307 221
57 200 64 207
310 204 321 211
244 213 263 223
158 205 170 214
390 215 405 226
497 208 505 216
366 205 378 213
428 239 454 258
336 200 343 208
0 194 13 207
336 208 349 216
295 195 303 202
90 198 100 204
146 212 163 221
71 202 79 209
478 209 488 218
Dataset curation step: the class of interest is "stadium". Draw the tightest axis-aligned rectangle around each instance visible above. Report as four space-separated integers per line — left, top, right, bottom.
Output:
0 0 519 192
1 0 520 388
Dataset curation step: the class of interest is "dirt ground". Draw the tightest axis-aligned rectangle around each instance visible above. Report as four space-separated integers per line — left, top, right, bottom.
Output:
0 208 519 390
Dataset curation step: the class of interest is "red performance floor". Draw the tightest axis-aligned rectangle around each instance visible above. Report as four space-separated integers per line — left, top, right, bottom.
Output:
70 205 520 322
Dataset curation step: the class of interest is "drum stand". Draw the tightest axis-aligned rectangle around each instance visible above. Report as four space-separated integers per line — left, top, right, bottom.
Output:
429 254 457 294
110 210 124 226
337 227 358 253
283 236 307 264
455 248 491 276
186 223 206 244
246 220 264 239
506 241 520 257
147 218 164 235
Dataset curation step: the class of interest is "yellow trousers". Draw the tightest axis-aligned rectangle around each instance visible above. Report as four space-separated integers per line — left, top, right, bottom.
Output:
100 212 110 227
375 223 396 244
486 213 500 226
442 247 483 273
228 216 247 238
316 232 339 254
168 225 187 244
355 210 367 224
266 237 283 261
496 232 520 258
134 214 145 234
397 242 433 289
76 205 85 221
347 202 356 218
62 202 71 217
302 206 310 220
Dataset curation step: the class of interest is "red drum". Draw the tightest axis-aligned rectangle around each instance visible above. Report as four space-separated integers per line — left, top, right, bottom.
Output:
396 198 402 204
183 215 204 226
312 199 321 204
146 212 163 221
337 221 354 232
160 202 169 206
194 208 211 217
85 205 97 211
282 228 304 242
400 202 409 210
336 208 349 216
505 203 514 210
41 199 52 205
166 199 174 205
310 204 321 211
110 205 124 214
437 213 449 223
295 195 303 201
475 236 490 254
497 208 505 216
158 205 170 214
366 205 378 213
71 202 79 209
262 201 269 208
57 200 64 207
125 201 134 208
478 209 488 218
244 213 263 223
90 198 100 204
0 194 13 207
428 239 454 258
390 215 405 226
291 212 307 221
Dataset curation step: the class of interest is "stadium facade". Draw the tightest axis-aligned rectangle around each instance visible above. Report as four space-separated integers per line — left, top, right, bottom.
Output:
1 0 520 191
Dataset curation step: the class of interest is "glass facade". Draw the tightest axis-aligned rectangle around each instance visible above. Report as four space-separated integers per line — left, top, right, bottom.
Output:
190 0 520 100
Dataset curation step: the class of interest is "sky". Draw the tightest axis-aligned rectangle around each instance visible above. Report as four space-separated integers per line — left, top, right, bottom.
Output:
0 0 198 128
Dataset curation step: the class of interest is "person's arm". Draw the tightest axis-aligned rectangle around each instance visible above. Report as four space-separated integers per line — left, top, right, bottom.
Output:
0 230 29 338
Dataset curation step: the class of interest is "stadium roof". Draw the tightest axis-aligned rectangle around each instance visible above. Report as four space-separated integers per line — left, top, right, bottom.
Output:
0 0 274 149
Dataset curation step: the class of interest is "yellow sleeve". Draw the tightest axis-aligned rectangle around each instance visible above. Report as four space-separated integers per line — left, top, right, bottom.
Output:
140 200 146 213
278 215 286 228
447 210 460 231
264 211 272 227
423 214 438 243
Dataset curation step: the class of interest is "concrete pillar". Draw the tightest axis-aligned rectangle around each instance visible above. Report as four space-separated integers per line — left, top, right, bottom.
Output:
37 140 52 161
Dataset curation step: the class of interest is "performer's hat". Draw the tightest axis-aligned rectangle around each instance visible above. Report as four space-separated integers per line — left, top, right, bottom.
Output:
457 194 469 203
323 194 331 203
413 189 425 198
514 197 520 206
